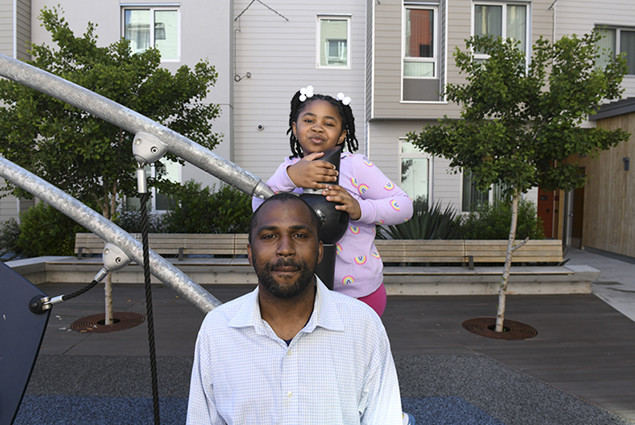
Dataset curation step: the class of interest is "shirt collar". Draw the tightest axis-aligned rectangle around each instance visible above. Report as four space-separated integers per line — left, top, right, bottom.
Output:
228 276 345 334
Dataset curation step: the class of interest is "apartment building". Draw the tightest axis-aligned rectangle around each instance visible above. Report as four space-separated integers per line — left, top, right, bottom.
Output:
1 0 634 258
551 0 635 256
0 0 34 220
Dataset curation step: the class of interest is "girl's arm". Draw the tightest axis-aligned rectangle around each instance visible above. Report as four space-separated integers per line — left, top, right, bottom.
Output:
345 155 414 226
252 154 339 211
286 152 338 190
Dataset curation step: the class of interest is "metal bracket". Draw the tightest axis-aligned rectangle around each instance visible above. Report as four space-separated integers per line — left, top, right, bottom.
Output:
133 132 168 165
103 243 132 272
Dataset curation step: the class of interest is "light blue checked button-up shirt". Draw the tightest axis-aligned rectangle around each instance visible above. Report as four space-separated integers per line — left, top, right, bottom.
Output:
186 278 403 425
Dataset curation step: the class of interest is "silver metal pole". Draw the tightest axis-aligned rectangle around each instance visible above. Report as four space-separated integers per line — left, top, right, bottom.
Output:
0 156 221 313
0 54 274 200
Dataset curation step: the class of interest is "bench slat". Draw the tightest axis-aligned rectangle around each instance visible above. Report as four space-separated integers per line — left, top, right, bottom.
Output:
75 233 562 265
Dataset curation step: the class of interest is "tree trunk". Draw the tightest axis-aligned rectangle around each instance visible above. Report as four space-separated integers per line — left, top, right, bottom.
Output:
104 273 113 325
102 195 115 325
495 190 521 332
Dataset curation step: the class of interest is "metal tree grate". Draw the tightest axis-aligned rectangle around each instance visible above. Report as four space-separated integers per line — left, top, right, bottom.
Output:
70 312 145 334
462 317 538 340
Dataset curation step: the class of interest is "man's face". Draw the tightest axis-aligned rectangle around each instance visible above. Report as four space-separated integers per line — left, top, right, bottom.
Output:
248 199 323 299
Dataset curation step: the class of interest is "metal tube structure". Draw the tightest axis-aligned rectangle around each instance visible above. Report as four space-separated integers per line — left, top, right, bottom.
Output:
0 156 222 313
0 54 275 200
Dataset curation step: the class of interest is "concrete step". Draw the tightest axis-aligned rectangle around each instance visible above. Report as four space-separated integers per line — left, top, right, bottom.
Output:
7 256 599 296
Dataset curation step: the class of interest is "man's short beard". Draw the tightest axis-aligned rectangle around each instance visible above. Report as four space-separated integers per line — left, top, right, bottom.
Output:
256 258 317 299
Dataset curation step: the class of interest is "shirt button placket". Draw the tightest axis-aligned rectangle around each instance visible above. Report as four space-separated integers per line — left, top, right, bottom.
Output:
281 346 299 425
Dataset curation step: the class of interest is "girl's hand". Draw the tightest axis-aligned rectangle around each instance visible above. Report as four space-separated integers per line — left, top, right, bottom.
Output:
287 152 339 189
323 185 361 220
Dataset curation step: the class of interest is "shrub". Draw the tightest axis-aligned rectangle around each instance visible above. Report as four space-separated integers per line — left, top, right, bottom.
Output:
17 202 87 257
113 210 166 233
460 199 544 240
0 218 22 260
377 198 463 239
162 181 252 233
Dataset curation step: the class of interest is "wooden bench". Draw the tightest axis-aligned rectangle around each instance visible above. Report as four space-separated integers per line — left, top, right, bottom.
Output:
74 233 249 260
374 239 563 267
75 233 563 266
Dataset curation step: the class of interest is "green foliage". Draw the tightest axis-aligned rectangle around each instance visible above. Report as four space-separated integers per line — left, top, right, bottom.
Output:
377 198 462 239
0 6 221 219
162 181 252 233
112 211 166 234
460 199 544 240
407 32 629 196
0 218 22 260
17 203 87 257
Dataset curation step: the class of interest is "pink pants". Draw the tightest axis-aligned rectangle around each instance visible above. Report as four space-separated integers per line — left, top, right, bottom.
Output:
357 282 387 317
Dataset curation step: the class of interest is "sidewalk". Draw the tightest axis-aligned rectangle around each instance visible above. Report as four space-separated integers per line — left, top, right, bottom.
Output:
565 247 635 322
12 248 635 424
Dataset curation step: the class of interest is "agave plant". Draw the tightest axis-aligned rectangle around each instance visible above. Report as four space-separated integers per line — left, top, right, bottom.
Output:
376 197 462 240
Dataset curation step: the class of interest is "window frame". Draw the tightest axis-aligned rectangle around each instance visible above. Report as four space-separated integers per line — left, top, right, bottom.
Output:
402 4 438 80
125 161 182 213
316 15 351 69
121 5 181 62
399 138 432 202
471 1 530 64
595 25 635 75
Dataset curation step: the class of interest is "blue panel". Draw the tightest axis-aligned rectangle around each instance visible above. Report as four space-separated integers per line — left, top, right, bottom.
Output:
0 261 50 425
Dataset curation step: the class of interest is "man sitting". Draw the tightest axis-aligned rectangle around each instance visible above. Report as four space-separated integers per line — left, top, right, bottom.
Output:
187 192 404 424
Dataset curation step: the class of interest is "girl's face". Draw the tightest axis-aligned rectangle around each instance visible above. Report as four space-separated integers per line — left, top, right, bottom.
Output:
292 99 346 155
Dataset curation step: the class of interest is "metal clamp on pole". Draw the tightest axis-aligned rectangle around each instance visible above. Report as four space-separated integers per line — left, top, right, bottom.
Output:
133 132 168 165
29 243 132 314
137 166 148 194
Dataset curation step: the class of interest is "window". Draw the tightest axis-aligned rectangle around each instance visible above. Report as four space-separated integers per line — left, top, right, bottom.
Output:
462 171 510 212
403 6 436 78
400 140 430 201
462 172 489 212
401 3 441 102
123 7 179 61
318 16 350 68
596 27 635 74
126 160 181 212
473 2 528 60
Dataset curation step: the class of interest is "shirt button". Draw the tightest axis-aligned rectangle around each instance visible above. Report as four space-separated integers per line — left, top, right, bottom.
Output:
287 391 293 398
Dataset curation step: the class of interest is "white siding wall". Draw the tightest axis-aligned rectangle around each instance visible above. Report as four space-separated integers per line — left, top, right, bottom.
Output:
368 120 461 210
233 0 369 181
0 190 19 223
0 0 14 56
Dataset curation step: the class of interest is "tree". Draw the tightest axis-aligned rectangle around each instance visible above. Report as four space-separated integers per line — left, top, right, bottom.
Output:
407 32 629 332
0 7 221 324
0 6 221 220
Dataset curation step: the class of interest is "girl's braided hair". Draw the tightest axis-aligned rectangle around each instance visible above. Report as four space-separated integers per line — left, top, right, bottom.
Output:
286 89 359 158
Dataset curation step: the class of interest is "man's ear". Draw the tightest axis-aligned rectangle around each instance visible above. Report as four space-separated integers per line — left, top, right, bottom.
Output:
317 240 324 264
247 243 253 266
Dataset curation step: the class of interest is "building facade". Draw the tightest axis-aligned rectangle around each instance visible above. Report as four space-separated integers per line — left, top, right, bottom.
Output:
1 0 634 258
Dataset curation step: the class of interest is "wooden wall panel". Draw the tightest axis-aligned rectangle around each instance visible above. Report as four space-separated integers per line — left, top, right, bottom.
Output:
577 113 635 257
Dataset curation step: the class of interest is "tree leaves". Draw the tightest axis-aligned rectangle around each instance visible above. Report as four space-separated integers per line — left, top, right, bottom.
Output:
0 6 221 218
408 32 630 197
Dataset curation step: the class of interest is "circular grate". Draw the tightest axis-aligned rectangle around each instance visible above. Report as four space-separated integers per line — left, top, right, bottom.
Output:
70 312 145 334
462 317 538 340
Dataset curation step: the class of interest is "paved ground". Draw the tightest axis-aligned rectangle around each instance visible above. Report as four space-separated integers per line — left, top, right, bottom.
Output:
566 247 635 322
8 247 635 424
